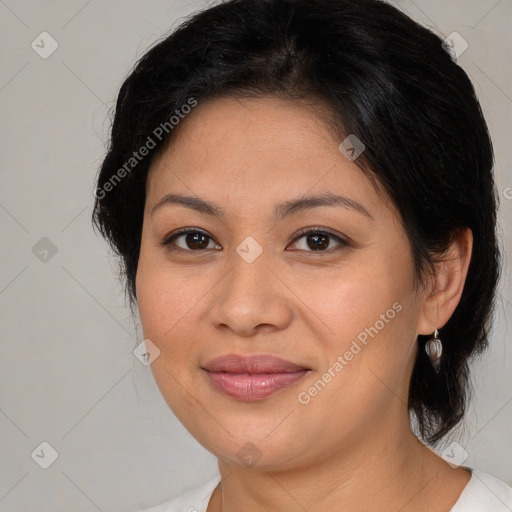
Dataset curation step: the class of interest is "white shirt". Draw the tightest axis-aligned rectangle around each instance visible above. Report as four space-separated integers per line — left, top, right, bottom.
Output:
138 467 512 512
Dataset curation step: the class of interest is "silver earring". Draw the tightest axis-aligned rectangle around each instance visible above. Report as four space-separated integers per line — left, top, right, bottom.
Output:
425 329 442 372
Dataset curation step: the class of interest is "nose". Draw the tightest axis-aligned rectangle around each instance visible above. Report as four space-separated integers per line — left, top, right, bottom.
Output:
208 252 294 337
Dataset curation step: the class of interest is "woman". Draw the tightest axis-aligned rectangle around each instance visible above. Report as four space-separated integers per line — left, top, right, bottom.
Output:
92 0 512 510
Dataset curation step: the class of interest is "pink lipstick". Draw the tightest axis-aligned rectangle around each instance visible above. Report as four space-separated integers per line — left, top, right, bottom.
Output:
201 354 310 401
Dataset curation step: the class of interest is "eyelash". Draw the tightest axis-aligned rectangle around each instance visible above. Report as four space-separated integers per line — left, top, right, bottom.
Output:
159 227 350 256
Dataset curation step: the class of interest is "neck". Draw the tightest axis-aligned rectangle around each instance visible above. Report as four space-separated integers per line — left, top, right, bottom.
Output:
211 411 469 512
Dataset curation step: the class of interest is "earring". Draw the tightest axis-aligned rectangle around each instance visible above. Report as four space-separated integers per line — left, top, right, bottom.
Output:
425 329 442 372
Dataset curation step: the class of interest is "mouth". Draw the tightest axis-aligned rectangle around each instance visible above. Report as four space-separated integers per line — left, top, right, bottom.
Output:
201 354 311 402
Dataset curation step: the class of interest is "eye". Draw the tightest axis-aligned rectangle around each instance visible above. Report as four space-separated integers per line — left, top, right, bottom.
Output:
160 228 221 252
160 227 350 254
287 227 350 253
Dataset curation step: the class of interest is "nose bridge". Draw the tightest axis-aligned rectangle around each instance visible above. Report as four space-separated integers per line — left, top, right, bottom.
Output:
208 242 293 335
222 244 273 312
226 233 271 294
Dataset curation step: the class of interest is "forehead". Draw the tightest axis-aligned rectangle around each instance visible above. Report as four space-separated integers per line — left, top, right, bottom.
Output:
156 95 338 165
145 95 394 222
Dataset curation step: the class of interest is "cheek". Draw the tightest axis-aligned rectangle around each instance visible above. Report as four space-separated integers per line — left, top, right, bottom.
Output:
306 241 419 381
136 263 207 414
307 259 409 342
136 254 197 340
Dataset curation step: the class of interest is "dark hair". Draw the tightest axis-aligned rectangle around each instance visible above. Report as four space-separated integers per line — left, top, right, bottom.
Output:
92 0 501 444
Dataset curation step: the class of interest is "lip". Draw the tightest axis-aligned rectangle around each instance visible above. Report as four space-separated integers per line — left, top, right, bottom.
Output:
201 354 311 402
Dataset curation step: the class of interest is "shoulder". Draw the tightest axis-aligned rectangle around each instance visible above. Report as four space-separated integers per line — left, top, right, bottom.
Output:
451 468 512 512
137 475 221 512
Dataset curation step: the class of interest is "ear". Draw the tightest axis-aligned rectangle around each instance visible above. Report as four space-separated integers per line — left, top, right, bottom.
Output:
417 228 473 335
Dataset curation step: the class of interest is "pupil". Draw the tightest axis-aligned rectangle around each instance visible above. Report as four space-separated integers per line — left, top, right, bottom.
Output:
308 234 329 250
186 232 209 250
183 232 330 251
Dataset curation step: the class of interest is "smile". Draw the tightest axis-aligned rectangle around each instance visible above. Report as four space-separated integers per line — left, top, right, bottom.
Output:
201 354 311 402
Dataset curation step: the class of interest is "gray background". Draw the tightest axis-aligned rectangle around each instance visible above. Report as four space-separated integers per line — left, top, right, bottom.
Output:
0 0 510 511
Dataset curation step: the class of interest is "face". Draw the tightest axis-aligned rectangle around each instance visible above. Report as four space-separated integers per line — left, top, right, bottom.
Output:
136 95 428 470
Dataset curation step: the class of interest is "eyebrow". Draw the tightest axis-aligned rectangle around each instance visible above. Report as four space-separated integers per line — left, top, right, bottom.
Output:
151 191 373 221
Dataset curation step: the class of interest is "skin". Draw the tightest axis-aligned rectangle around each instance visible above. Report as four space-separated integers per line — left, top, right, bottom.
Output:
135 95 473 511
